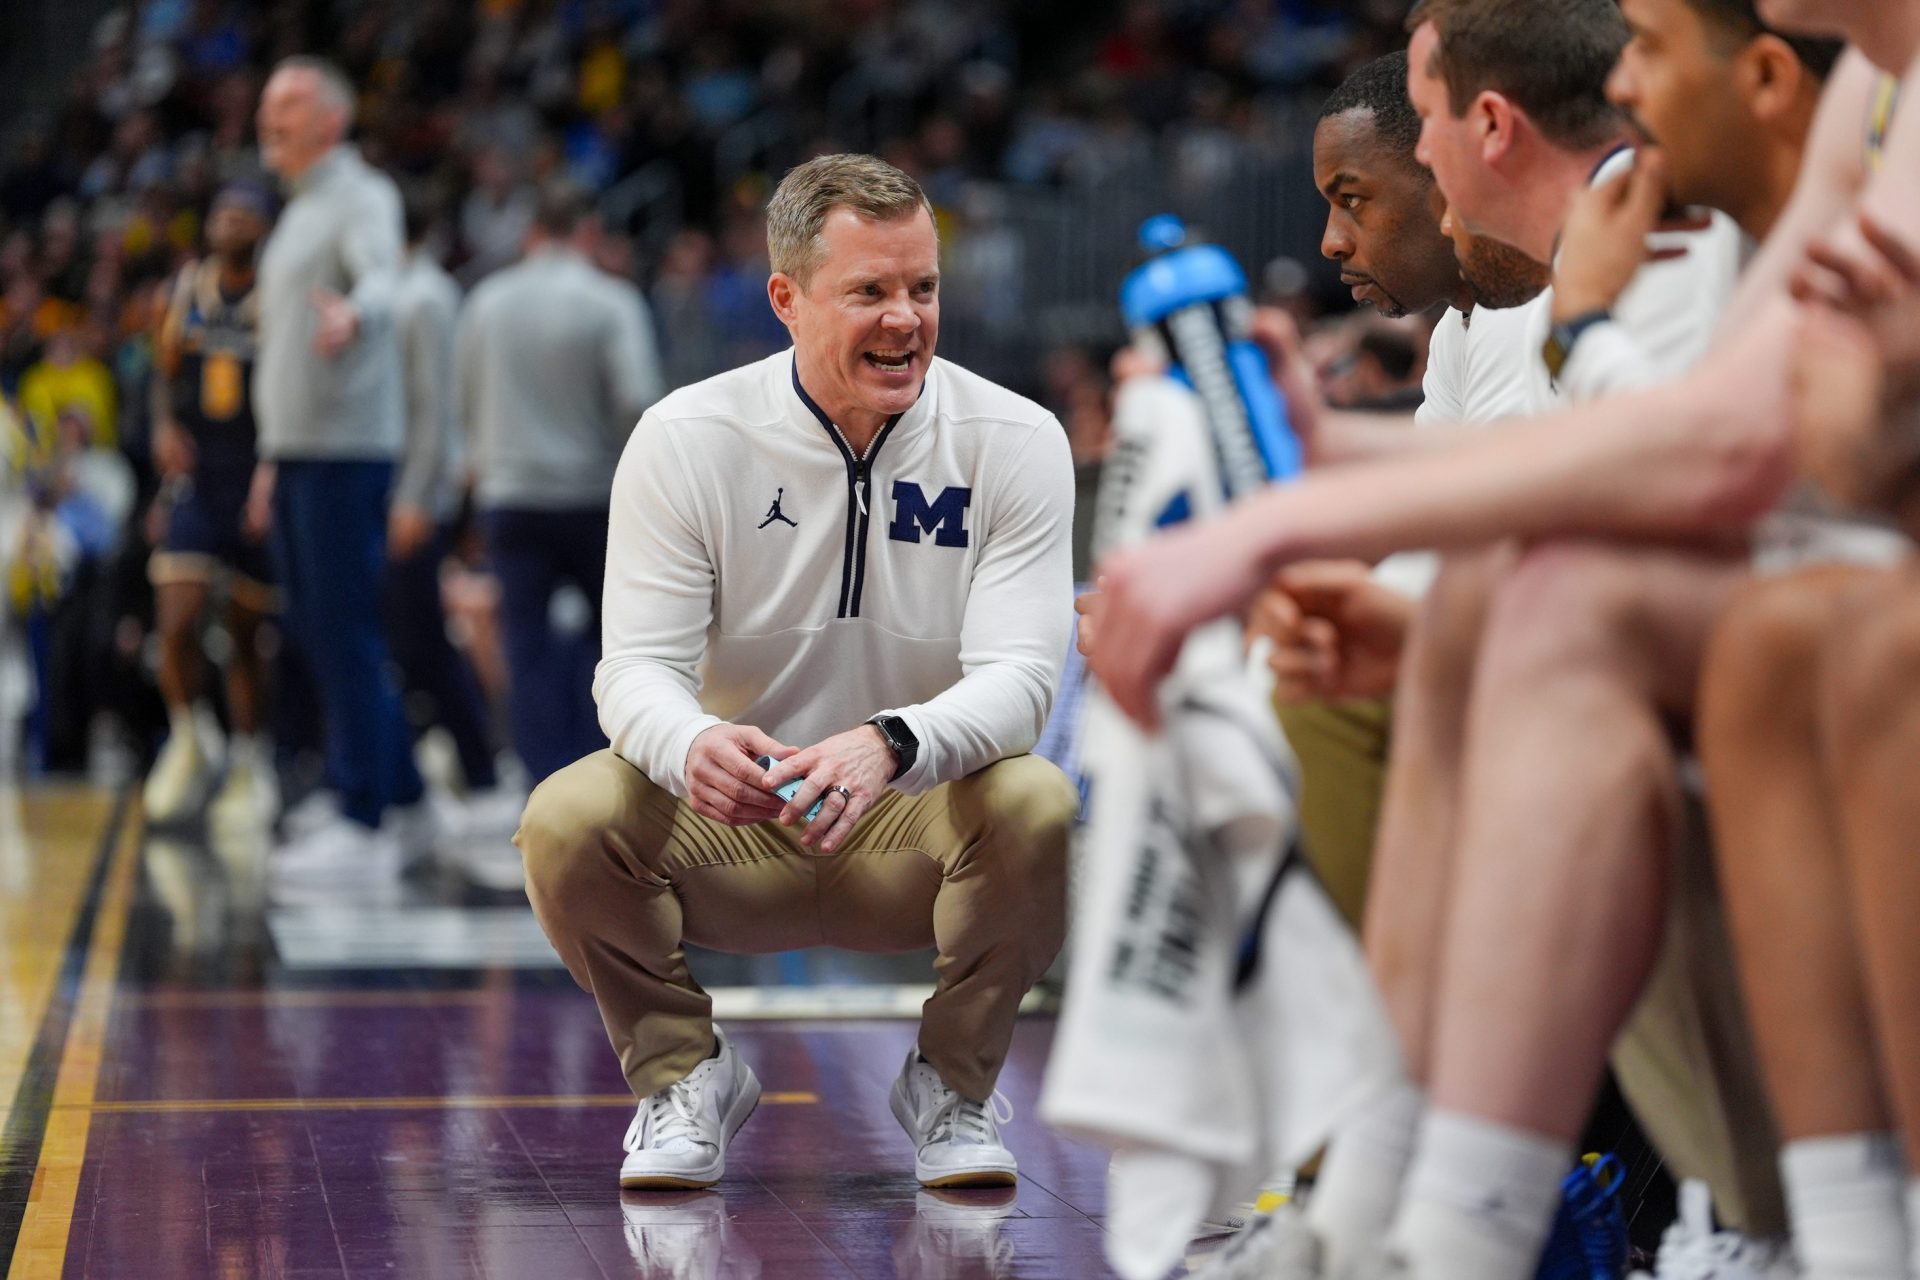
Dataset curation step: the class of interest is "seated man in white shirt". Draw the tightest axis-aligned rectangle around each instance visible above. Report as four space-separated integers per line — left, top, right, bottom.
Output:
515 153 1078 1192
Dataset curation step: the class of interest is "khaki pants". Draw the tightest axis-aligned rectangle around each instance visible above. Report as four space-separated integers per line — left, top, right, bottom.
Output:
517 750 1077 1103
1277 700 1393 932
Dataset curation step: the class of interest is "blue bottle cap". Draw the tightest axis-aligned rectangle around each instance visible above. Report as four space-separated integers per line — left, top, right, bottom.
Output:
1137 214 1189 255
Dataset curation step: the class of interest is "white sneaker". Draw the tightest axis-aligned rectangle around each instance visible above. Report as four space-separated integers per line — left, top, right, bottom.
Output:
892 1188 1018 1280
144 718 212 823
281 788 340 840
1185 1205 1325 1279
621 1027 761 1190
452 837 526 892
210 744 279 831
459 786 528 839
619 1190 760 1279
1628 1181 1796 1280
889 1047 1019 1188
381 797 443 872
443 788 529 890
270 815 403 907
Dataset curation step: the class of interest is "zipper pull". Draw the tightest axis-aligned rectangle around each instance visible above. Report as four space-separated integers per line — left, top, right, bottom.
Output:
855 460 869 516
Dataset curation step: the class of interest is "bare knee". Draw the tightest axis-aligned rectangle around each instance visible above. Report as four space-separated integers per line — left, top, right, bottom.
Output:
1485 542 1656 671
1407 548 1509 683
1701 569 1867 742
1819 569 1920 757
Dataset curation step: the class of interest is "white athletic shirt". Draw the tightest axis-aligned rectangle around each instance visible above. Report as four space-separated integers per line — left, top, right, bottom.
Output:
1544 147 1749 401
594 349 1075 798
1416 299 1556 428
1374 299 1558 598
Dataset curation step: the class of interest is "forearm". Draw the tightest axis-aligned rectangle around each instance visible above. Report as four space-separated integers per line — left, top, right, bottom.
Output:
883 659 1058 794
1316 409 1459 465
1239 357 1793 575
591 656 722 797
149 372 176 433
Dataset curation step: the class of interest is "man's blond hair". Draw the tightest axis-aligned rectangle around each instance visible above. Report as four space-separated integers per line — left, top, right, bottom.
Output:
766 153 934 286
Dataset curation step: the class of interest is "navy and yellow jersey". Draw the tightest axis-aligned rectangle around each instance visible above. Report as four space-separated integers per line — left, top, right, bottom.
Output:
157 260 260 479
1868 73 1900 174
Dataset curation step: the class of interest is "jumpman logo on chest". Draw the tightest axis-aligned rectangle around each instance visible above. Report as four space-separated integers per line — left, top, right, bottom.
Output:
758 488 798 529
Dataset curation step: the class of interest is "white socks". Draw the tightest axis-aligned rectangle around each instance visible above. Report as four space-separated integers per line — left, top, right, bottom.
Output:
1908 1179 1920 1278
1388 1109 1569 1280
1308 1079 1425 1276
1781 1133 1909 1279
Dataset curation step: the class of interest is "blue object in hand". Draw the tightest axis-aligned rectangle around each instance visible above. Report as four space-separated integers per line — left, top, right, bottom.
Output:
756 754 825 824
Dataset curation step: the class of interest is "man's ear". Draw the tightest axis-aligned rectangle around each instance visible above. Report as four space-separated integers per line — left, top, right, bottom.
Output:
1740 34 1808 128
1476 90 1517 166
767 272 799 327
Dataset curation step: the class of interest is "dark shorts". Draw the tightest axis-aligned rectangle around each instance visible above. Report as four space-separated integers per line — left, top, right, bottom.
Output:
150 469 276 601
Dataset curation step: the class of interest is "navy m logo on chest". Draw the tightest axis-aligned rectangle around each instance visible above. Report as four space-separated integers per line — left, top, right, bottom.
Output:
888 482 972 548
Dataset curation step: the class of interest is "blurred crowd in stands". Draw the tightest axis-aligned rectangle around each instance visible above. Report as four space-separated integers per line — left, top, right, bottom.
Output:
0 0 1422 780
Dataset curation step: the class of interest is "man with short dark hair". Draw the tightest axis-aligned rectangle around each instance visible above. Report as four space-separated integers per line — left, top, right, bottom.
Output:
1091 0 1870 1275
515 153 1076 1193
454 180 663 786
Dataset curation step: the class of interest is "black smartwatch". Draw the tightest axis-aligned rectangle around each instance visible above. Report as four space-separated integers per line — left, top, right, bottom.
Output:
1542 309 1612 383
866 714 918 781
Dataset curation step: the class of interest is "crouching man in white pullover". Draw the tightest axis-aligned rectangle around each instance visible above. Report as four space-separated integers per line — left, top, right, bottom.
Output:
516 153 1078 1192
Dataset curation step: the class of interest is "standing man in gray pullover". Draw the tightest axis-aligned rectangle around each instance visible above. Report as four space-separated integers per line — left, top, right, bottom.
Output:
455 181 663 784
252 56 430 899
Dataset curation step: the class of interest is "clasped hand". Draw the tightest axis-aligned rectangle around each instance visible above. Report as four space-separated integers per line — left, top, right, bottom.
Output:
685 722 897 854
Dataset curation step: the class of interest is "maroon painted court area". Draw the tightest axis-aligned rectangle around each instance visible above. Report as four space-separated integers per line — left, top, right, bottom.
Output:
16 806 1159 1280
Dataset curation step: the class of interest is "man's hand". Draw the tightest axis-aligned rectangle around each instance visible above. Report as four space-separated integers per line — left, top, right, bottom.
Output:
1786 212 1920 519
762 724 899 853
1552 148 1709 325
243 461 275 543
1249 307 1326 463
1247 560 1415 703
388 503 434 562
1074 578 1104 658
311 287 361 356
152 420 195 479
1110 344 1166 385
686 723 795 827
1088 515 1271 729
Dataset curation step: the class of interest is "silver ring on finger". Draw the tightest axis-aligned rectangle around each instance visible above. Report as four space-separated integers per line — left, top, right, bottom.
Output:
831 785 852 803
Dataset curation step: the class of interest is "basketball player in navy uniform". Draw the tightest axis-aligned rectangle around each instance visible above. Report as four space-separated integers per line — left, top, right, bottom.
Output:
144 183 279 827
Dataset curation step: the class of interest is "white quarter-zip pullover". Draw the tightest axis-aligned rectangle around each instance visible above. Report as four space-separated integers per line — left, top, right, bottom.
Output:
595 350 1074 797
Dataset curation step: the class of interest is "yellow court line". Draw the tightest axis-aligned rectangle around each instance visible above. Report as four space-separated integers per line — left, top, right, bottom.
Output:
123 988 501 1009
7 809 143 1280
57 1091 819 1115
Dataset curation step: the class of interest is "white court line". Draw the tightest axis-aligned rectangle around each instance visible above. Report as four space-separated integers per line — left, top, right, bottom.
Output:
265 906 1056 1018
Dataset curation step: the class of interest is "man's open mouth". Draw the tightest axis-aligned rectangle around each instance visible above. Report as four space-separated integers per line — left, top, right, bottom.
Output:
864 350 913 371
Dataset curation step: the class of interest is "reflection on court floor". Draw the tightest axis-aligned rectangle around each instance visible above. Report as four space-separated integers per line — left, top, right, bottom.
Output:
0 785 1141 1279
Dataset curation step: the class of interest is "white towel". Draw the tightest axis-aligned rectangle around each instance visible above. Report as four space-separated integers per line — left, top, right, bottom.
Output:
1041 376 1402 1280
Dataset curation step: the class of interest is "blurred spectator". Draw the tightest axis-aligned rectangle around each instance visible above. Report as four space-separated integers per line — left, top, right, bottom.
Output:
384 192 515 878
142 181 276 828
454 181 662 786
251 57 429 896
20 326 119 451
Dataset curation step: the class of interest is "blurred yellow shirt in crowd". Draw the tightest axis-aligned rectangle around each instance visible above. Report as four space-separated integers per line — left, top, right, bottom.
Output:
18 356 117 451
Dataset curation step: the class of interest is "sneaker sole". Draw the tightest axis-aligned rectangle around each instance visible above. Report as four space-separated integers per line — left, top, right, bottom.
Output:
619 1066 761 1191
918 1167 1018 1189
